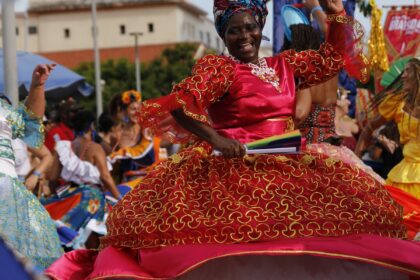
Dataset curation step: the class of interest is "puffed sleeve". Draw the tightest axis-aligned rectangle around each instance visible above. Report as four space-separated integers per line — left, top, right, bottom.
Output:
279 13 369 89
3 100 44 148
139 54 235 143
378 94 403 121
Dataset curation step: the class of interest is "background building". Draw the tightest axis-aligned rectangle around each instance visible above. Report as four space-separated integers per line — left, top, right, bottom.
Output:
0 0 224 68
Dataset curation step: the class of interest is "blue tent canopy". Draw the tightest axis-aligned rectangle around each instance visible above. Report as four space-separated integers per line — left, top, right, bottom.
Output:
0 49 93 102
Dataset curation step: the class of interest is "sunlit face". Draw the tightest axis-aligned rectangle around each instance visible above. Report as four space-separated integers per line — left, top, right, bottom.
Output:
126 101 140 124
224 12 262 64
401 62 416 93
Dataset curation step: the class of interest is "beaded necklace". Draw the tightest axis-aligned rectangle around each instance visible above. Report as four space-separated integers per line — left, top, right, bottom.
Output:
228 55 281 92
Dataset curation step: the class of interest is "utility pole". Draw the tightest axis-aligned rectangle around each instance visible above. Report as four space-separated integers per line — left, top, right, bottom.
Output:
130 32 143 93
91 0 103 117
2 0 19 106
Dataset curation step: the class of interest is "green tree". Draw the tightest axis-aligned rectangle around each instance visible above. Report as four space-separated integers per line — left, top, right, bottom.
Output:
74 43 198 112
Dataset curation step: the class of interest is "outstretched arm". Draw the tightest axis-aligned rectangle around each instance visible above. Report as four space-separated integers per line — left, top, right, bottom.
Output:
282 0 368 88
25 64 55 117
171 109 245 158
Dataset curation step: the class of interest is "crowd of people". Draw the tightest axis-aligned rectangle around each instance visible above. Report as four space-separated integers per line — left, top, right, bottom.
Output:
0 0 419 279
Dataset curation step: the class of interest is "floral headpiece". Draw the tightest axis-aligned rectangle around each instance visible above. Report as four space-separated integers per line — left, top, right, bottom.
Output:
121 90 142 105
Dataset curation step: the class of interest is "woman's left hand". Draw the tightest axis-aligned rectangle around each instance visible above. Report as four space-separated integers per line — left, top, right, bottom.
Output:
319 0 344 14
31 64 56 88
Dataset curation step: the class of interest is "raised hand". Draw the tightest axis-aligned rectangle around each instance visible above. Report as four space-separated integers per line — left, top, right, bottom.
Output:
31 64 56 88
319 0 344 14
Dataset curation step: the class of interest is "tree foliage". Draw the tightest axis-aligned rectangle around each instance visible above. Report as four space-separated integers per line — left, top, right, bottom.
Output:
74 43 198 112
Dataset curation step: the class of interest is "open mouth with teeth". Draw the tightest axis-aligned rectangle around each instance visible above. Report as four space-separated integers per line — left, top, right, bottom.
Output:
238 42 255 52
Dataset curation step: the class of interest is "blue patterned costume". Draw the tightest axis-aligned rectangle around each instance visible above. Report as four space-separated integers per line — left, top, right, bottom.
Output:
0 98 63 269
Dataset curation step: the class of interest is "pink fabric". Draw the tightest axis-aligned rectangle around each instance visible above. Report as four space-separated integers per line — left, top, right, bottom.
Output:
209 57 296 143
45 234 420 279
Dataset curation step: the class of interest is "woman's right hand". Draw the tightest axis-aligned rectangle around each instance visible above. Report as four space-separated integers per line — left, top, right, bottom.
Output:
31 64 55 88
211 134 246 158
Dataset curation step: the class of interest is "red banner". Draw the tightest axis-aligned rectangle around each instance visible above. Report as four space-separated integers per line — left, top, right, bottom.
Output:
383 7 420 62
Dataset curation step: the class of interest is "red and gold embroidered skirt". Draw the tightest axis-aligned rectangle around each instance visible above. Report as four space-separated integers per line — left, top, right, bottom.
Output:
101 142 406 249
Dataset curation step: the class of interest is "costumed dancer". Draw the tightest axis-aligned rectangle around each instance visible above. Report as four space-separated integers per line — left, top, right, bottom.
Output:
44 98 81 152
281 3 383 183
42 110 121 249
356 58 420 239
0 65 63 269
46 1 420 279
108 90 164 185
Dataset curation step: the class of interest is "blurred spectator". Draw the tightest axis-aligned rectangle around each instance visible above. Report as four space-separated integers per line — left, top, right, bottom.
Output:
44 98 82 151
362 122 403 179
43 110 120 249
108 91 165 182
335 87 359 150
12 138 53 196
44 110 59 135
97 113 122 155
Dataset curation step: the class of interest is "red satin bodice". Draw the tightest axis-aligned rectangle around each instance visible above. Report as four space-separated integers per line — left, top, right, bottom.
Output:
209 57 296 143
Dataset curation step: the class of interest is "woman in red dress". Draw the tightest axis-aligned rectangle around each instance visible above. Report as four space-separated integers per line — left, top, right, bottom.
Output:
46 0 420 279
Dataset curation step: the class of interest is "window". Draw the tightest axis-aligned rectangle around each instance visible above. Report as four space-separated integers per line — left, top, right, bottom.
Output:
15 27 19 36
199 31 204 41
216 37 220 49
148 23 154 33
120 24 126 35
64 28 70 38
28 26 38 34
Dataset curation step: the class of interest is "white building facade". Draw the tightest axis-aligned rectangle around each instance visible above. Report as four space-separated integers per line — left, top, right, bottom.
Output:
1 0 225 68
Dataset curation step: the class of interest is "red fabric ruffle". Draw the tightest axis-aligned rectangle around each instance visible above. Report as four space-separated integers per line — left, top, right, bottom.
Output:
139 55 235 143
326 13 370 83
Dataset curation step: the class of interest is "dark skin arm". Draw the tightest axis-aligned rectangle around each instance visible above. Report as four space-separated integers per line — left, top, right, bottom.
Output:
354 114 387 157
294 88 312 127
46 151 63 193
92 144 121 199
171 109 245 158
26 64 55 117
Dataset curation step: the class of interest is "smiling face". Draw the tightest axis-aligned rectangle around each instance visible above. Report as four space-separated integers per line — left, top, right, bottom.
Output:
126 101 140 124
224 12 262 64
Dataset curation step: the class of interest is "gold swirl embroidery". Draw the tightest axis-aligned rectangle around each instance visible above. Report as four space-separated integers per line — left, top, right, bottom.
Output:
138 54 235 143
281 44 343 90
101 143 407 250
